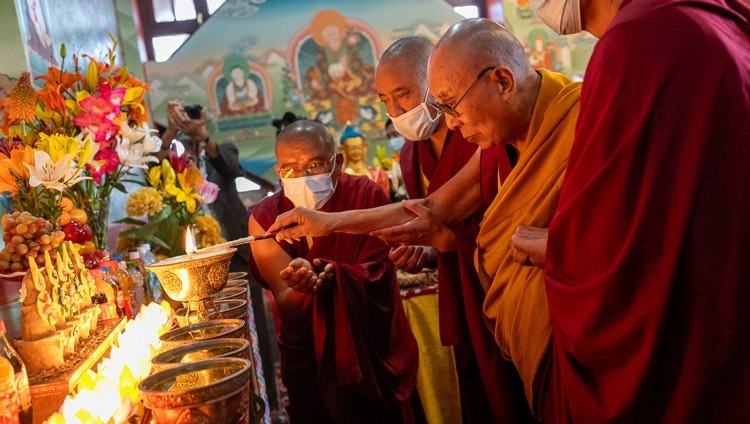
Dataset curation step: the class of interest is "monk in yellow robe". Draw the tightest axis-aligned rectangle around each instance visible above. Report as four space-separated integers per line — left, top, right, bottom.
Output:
425 19 580 419
268 18 579 421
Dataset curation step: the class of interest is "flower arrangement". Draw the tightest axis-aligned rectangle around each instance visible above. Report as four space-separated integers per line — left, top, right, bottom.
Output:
0 41 161 250
116 148 223 257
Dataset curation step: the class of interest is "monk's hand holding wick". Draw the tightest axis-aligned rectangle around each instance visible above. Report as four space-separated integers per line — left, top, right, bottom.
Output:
270 207 333 243
371 201 456 253
509 226 549 268
280 258 319 293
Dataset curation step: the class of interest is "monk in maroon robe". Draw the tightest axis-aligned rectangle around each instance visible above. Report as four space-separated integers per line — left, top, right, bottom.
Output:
248 120 418 424
518 0 750 421
378 37 531 423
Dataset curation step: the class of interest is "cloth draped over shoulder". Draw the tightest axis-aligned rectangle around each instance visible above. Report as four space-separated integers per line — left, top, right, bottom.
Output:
400 132 532 422
545 0 750 422
249 174 418 424
475 69 581 411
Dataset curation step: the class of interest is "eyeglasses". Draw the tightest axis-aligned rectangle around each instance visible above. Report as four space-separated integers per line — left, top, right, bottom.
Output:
278 153 336 178
431 66 496 118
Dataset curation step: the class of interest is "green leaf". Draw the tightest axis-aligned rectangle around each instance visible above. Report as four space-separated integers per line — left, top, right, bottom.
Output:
112 182 127 193
114 217 147 226
122 179 146 186
149 236 171 250
154 204 173 222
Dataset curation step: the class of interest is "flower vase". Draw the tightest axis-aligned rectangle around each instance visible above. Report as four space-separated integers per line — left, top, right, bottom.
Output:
87 195 111 250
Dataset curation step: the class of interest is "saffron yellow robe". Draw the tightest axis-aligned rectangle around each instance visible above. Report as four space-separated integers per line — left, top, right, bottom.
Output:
476 69 580 411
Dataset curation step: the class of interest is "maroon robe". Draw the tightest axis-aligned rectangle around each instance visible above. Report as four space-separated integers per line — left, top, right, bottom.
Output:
249 174 419 424
545 0 750 422
400 131 534 422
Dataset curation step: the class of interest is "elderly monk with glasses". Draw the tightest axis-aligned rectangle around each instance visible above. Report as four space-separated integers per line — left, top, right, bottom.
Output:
248 120 419 424
269 19 581 421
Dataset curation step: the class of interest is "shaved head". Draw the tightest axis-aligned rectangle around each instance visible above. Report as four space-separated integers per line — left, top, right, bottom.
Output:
276 119 335 157
377 36 434 81
428 18 540 148
434 18 531 77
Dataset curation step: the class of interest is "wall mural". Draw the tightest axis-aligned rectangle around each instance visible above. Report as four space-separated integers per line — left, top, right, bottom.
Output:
494 0 596 80
14 0 122 86
145 0 461 181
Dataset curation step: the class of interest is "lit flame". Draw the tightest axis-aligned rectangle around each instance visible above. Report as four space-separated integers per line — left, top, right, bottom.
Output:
45 302 173 424
185 226 197 255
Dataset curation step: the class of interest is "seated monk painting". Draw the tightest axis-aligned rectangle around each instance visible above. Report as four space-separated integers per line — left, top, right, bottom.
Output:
247 120 419 424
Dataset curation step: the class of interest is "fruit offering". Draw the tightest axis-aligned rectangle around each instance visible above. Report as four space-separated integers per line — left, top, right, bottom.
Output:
0 211 66 274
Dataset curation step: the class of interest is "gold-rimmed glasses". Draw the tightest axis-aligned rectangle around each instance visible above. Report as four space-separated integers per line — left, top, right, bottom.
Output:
431 66 496 118
277 153 336 178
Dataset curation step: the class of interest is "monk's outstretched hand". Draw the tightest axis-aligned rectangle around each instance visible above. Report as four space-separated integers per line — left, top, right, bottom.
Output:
509 226 548 268
388 245 436 273
312 258 335 292
371 201 456 252
280 257 318 293
270 208 332 243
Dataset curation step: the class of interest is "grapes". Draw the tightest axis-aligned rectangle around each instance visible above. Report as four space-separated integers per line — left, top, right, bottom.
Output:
0 212 62 274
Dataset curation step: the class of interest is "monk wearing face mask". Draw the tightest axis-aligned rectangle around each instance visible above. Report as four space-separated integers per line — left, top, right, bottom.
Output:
377 37 531 424
248 120 419 424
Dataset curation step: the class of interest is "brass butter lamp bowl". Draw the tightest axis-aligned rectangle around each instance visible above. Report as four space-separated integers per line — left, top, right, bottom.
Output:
146 248 237 321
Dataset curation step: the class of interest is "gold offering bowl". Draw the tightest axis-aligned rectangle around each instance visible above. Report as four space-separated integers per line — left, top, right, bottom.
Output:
150 338 250 374
159 319 246 353
139 357 252 424
146 248 237 302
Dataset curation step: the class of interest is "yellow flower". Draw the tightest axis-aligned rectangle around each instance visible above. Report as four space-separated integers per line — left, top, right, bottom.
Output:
125 187 164 217
36 133 77 163
147 164 162 189
195 214 225 248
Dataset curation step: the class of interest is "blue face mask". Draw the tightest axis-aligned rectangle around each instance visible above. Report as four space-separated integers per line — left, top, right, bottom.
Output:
281 156 337 210
389 136 406 151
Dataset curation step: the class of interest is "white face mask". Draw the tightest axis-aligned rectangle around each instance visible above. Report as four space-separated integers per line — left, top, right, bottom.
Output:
388 90 442 141
281 156 337 210
530 0 582 35
389 136 406 151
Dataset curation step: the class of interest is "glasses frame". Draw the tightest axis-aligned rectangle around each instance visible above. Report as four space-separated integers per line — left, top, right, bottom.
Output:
278 153 336 179
431 66 496 118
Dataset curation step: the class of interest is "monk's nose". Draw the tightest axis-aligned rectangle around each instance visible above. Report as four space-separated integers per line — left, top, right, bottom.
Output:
445 113 462 131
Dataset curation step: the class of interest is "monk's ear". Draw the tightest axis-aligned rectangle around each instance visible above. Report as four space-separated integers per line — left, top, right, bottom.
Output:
489 66 516 98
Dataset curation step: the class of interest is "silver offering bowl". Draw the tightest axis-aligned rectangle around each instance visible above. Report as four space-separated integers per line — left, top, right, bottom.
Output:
139 357 252 424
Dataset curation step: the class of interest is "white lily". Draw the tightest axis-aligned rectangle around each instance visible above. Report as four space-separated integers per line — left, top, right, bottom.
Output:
120 121 163 153
25 150 89 192
115 136 159 169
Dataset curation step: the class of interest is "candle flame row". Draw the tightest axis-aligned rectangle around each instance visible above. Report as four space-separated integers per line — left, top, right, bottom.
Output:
44 302 174 424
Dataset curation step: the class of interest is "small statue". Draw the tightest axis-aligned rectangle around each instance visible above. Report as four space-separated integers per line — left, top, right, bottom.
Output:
339 125 390 196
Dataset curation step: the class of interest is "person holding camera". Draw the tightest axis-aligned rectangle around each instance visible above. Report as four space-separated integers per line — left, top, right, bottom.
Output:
158 100 250 274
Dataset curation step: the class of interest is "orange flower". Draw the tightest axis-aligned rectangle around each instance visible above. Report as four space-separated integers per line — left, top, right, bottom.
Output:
36 67 82 114
0 145 34 194
4 72 37 124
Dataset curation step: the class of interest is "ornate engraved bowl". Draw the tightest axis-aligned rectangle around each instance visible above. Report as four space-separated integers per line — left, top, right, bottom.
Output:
225 278 248 288
159 319 246 353
139 357 251 424
227 271 248 280
151 338 250 374
212 287 248 302
146 248 237 301
176 299 248 328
